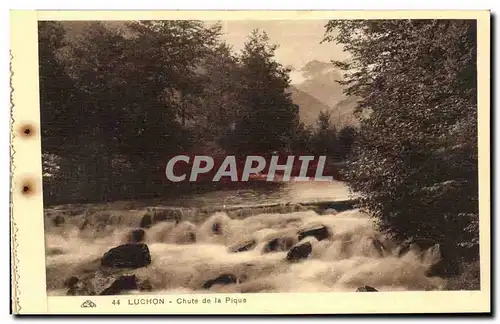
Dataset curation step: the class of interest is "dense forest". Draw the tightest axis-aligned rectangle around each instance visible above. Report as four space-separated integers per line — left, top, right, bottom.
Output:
323 20 479 282
39 21 356 205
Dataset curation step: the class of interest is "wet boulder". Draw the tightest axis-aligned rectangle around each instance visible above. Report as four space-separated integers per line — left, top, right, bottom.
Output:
52 215 65 227
64 276 79 289
139 214 153 229
229 239 256 253
128 229 146 243
212 222 222 235
152 209 182 224
298 225 331 242
100 275 138 295
64 265 154 296
141 209 184 228
101 243 151 269
47 248 65 256
286 241 312 262
66 280 96 296
78 210 123 234
263 237 296 253
203 274 238 289
138 279 153 291
356 285 378 292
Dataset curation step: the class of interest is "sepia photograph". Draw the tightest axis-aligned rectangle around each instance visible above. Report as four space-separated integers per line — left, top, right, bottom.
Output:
11 13 483 309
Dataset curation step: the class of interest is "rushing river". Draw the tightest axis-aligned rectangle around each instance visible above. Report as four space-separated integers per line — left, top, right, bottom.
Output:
44 181 446 295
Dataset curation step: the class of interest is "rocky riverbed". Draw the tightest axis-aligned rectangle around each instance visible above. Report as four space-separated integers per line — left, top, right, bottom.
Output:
44 199 447 296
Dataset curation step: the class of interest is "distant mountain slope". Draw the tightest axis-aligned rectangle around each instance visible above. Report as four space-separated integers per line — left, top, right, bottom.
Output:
329 96 360 127
294 60 346 107
290 60 359 127
288 86 331 126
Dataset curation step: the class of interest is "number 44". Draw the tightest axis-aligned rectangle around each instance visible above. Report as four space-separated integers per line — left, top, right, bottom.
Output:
112 300 120 306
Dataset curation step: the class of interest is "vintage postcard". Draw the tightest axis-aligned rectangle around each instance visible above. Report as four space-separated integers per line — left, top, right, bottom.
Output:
10 10 491 315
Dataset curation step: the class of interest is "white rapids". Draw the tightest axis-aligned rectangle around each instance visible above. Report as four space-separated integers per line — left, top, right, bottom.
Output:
44 182 446 295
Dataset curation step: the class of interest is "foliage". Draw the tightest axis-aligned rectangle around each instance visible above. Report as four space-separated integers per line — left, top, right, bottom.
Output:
306 110 358 160
38 22 81 154
337 125 357 160
39 22 315 204
445 260 480 290
323 20 478 259
312 110 337 155
227 30 300 154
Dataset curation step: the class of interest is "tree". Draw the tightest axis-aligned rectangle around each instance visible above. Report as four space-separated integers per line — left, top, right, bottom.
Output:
38 22 93 203
194 41 244 152
59 22 132 200
38 22 81 155
313 110 338 156
230 30 299 154
337 125 357 160
323 20 478 268
289 121 314 154
41 20 227 202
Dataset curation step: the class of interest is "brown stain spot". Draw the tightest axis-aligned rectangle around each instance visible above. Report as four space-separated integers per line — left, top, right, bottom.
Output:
18 123 36 139
20 178 37 197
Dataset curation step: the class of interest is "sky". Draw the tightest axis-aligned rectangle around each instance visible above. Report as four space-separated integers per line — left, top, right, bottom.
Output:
210 20 349 70
62 20 349 81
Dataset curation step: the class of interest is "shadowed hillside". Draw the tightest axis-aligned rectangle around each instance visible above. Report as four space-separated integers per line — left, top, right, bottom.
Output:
290 60 358 127
288 86 331 126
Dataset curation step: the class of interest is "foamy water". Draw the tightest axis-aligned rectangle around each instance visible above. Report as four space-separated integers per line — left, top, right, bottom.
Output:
44 182 446 295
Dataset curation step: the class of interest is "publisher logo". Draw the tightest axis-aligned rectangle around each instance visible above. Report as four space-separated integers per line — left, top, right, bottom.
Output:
81 300 97 308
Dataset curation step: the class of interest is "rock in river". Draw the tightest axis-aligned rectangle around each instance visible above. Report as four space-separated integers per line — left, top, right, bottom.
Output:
64 276 79 289
229 239 256 253
100 275 138 295
140 214 153 228
203 274 238 289
356 285 378 292
263 236 296 253
140 210 182 228
152 209 182 224
52 215 65 227
65 266 153 296
127 229 146 243
101 243 151 269
298 225 331 241
212 222 222 235
286 241 312 262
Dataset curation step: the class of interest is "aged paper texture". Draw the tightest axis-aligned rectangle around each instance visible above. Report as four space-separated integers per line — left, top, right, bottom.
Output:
10 9 490 315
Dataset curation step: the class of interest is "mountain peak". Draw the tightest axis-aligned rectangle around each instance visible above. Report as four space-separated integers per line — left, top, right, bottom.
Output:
289 60 353 126
300 60 331 73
